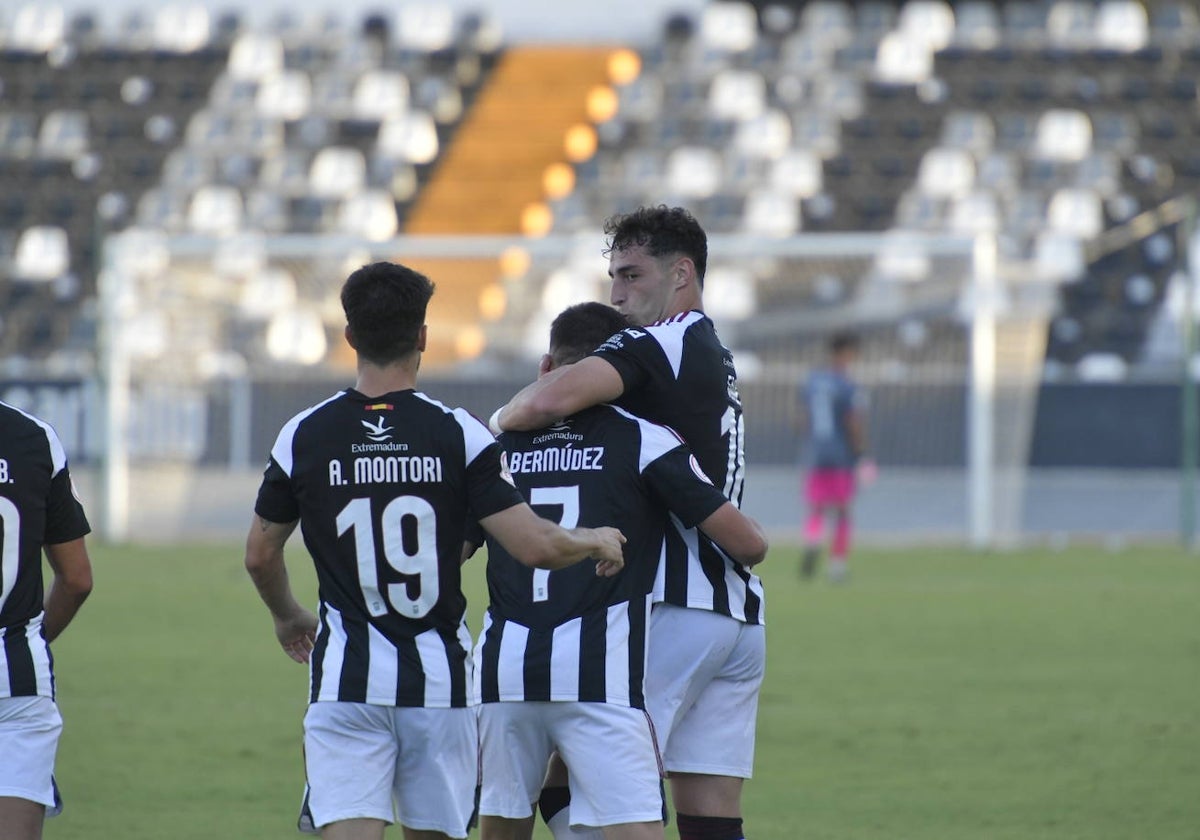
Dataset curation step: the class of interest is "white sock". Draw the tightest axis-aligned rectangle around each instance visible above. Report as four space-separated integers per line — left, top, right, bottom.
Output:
546 809 604 840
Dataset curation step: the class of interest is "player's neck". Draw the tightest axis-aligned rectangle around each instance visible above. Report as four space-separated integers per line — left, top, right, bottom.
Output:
663 288 703 320
355 359 418 397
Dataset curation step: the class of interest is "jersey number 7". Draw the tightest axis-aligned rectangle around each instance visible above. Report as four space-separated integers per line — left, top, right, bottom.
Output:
528 485 579 603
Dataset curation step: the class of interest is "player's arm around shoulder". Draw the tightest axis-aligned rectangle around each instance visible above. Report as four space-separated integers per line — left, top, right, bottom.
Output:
42 537 94 643
479 503 626 575
699 503 769 568
494 356 625 433
244 515 318 664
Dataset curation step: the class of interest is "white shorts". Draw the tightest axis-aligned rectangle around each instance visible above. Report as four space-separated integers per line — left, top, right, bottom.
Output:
644 604 765 778
479 701 663 828
302 702 477 838
0 695 63 813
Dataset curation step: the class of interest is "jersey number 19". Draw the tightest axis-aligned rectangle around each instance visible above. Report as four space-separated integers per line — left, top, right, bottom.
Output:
337 496 439 619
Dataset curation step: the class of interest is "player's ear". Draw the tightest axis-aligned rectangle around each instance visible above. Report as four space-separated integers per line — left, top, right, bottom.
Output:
416 324 427 352
673 257 693 290
538 353 555 377
344 325 357 350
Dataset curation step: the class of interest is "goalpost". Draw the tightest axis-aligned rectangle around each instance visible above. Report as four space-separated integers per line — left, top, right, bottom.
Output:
97 229 1021 546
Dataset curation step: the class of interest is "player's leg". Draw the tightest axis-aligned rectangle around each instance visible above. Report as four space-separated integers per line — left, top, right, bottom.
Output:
479 702 557 840
0 696 63 840
392 706 479 839
320 820 387 840
801 470 830 578
537 754 604 840
827 469 857 583
0 798 45 840
601 822 664 840
480 815 537 840
303 702 399 837
550 703 663 840
650 612 765 840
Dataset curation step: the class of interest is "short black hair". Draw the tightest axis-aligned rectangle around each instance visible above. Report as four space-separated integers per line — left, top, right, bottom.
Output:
829 330 860 355
602 205 708 287
549 302 629 367
340 261 435 365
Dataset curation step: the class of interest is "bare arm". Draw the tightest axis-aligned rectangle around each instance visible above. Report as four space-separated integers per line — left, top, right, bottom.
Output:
244 515 318 664
496 357 626 432
42 537 93 643
846 409 868 459
697 502 769 568
479 503 626 575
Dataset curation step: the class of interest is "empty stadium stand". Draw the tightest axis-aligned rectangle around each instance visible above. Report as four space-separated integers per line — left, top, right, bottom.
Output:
1 1 1197 379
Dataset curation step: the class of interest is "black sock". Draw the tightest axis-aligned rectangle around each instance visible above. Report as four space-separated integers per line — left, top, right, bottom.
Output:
676 813 744 840
538 786 571 824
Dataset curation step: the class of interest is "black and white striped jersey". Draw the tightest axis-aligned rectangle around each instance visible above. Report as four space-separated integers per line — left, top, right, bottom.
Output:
475 404 729 708
591 310 765 625
0 401 91 699
254 388 525 708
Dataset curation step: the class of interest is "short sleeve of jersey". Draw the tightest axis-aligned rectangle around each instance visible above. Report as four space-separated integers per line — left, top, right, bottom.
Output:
43 466 90 544
590 328 653 394
254 457 300 524
643 446 729 530
466 441 526 521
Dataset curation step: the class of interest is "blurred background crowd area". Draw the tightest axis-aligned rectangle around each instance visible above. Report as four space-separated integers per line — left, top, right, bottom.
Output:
3 0 1199 543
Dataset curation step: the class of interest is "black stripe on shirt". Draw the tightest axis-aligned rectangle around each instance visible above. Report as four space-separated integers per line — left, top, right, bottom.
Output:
578 610 607 702
3 622 37 697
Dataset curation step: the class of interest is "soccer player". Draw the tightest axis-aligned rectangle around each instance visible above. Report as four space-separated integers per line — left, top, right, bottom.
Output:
0 401 94 840
473 302 767 840
493 207 764 840
797 331 871 583
243 262 626 840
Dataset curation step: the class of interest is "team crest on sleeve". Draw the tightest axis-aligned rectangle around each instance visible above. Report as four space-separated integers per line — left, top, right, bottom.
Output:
499 451 516 486
689 455 714 485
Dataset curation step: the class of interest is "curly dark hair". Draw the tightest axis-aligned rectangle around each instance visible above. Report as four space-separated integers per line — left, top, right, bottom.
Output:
602 205 708 287
340 262 435 365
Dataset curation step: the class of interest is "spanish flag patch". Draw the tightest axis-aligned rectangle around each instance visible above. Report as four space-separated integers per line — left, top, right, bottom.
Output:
365 403 394 411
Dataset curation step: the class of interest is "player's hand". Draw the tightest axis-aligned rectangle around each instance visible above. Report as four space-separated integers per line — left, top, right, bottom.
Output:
856 457 878 488
592 526 626 577
274 608 319 664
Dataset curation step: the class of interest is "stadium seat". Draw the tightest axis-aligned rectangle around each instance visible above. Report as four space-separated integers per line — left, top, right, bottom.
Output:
916 147 975 199
306 146 365 200
741 188 800 236
13 225 70 281
227 33 285 81
1046 188 1104 238
896 0 956 52
666 146 723 199
256 71 312 121
1095 0 1148 52
1032 109 1092 162
337 190 399 240
187 184 243 235
873 32 933 85
1033 231 1086 282
708 68 766 121
397 4 456 52
9 4 66 53
699 2 758 55
352 69 410 120
152 4 212 53
731 109 792 159
376 112 438 165
952 1 1001 48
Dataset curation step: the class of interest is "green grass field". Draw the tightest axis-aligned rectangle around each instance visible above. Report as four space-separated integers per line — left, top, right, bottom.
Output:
42 543 1198 840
